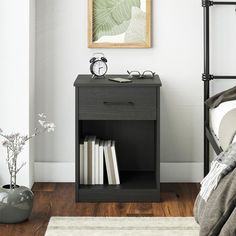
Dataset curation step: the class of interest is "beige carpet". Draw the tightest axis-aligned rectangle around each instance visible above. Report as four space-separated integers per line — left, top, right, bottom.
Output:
45 217 200 236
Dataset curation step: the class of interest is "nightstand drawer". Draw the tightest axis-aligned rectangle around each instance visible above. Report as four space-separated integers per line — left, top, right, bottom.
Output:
79 87 157 120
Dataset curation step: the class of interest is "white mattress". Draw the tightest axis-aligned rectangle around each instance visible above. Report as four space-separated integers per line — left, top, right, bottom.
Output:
210 100 236 150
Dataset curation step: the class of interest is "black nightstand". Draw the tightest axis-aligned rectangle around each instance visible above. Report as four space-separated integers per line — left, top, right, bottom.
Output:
74 75 162 202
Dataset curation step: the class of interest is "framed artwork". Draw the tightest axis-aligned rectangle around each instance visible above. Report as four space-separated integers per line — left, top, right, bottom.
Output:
88 0 152 48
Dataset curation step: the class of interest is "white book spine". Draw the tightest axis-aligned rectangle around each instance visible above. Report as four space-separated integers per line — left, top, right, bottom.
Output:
95 141 99 185
80 143 84 184
87 137 95 185
107 141 116 185
83 139 88 185
104 141 113 185
88 140 92 185
99 141 104 185
92 140 95 185
88 137 96 185
111 141 120 185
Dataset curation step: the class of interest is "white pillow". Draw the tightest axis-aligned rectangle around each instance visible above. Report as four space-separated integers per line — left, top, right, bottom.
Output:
219 108 236 150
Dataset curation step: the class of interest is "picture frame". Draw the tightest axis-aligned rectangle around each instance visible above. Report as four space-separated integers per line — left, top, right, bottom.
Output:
88 0 152 48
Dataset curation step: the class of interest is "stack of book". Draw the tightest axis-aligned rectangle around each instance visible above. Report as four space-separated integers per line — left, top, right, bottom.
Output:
80 136 120 185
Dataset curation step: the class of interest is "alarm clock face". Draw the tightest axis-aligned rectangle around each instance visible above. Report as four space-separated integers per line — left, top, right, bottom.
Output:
92 60 107 76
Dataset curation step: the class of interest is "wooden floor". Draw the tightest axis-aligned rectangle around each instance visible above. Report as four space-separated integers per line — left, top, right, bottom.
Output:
0 183 199 236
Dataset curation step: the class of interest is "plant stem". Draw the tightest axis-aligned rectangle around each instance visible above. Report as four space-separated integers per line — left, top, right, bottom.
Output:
7 147 12 189
14 154 17 188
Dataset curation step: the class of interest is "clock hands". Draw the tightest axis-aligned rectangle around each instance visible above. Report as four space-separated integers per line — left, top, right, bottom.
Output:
98 61 103 74
99 66 103 74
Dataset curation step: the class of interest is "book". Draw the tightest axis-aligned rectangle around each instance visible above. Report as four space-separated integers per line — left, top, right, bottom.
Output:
83 137 89 185
111 141 120 185
98 140 104 184
79 142 84 184
104 141 113 184
95 140 99 184
83 137 119 185
88 136 96 185
108 77 132 83
107 140 116 184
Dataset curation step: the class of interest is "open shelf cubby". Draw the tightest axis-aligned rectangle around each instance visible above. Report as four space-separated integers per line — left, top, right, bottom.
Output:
76 120 160 202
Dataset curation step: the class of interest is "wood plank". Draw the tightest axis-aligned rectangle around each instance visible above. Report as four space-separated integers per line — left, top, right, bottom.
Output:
126 203 154 216
32 183 56 192
96 203 121 216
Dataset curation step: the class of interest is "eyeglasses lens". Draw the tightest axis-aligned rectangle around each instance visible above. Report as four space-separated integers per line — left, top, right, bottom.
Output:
130 71 140 77
142 71 154 78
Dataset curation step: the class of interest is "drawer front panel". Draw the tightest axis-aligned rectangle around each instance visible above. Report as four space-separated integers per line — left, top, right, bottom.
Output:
79 87 157 120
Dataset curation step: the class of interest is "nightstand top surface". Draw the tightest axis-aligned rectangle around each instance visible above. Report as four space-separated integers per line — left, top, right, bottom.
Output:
74 74 162 87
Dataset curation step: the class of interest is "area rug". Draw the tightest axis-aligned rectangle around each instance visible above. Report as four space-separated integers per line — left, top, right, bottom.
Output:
45 217 200 236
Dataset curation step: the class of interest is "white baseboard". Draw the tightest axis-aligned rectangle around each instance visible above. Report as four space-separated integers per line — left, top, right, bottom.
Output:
160 162 203 182
34 162 75 182
35 162 203 183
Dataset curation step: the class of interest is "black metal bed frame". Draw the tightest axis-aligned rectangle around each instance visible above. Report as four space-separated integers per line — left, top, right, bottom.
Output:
202 0 236 176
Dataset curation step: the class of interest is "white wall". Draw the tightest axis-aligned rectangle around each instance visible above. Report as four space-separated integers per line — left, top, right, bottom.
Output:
0 0 35 188
35 0 236 181
210 5 236 93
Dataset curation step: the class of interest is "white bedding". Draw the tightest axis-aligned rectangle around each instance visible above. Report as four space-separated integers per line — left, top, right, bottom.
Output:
210 100 236 150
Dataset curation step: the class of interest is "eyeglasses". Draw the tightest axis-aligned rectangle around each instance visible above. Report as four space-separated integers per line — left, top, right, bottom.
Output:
127 70 155 79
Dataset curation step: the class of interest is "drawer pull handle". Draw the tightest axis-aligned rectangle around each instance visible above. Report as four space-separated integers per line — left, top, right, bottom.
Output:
103 101 134 106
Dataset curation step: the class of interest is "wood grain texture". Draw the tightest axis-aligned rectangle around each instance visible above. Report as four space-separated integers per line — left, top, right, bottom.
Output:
74 75 162 88
79 87 157 120
0 183 199 236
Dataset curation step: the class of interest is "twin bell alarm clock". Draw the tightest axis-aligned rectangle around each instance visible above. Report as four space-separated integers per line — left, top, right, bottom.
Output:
89 53 108 78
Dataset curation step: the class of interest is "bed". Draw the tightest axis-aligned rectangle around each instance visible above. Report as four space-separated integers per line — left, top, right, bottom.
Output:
195 100 236 236
195 1 236 235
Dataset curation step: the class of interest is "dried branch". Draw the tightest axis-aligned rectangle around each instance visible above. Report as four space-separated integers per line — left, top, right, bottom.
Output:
16 162 26 174
0 113 55 189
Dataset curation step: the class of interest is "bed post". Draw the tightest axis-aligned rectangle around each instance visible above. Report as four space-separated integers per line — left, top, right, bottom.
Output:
202 0 236 176
202 0 212 176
